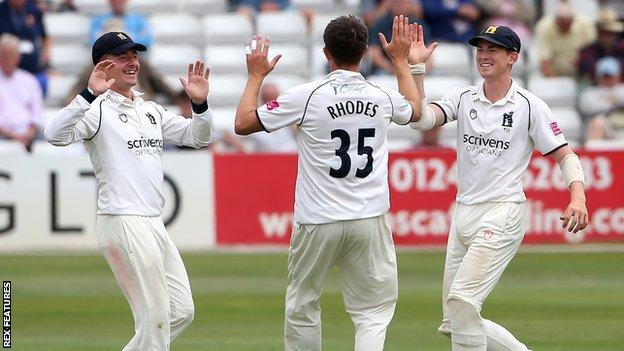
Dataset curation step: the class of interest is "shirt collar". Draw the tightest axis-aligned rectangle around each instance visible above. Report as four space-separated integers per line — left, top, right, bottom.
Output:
103 88 145 107
325 69 365 81
471 79 518 106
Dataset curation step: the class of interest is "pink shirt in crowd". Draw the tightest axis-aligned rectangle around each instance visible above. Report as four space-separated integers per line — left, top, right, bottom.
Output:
0 68 42 134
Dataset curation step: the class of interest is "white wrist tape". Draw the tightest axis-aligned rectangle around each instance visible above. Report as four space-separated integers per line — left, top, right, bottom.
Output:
409 63 426 75
409 99 436 131
559 153 585 186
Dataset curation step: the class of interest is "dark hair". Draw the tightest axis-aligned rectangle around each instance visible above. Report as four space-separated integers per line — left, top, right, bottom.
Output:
323 15 368 66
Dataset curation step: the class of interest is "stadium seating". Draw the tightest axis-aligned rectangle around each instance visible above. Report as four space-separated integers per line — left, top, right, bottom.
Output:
211 107 237 132
430 43 472 79
73 0 109 15
204 45 247 74
528 75 578 108
269 45 310 76
292 0 335 12
208 75 247 107
149 13 203 45
149 44 202 75
46 75 78 107
256 12 308 43
44 13 90 44
202 14 253 45
128 0 174 14
179 0 229 15
425 76 472 101
50 44 91 75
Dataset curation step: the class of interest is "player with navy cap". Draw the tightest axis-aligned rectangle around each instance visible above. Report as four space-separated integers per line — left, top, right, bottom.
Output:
407 24 589 350
44 32 213 350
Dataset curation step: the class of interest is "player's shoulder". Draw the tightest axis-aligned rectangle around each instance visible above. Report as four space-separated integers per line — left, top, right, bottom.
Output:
282 76 336 98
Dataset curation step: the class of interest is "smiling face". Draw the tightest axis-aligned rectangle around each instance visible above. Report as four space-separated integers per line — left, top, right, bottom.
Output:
101 49 140 92
475 40 517 79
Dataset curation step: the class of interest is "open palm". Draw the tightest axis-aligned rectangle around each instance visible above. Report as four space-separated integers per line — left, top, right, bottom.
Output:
408 24 438 65
180 60 210 104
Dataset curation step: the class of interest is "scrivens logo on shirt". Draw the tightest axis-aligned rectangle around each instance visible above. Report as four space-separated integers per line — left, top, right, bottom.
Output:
462 133 510 156
127 137 163 156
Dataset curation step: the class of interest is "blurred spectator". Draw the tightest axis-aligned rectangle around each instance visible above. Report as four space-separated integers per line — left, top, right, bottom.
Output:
65 58 177 105
174 91 247 153
599 1 624 19
0 33 42 151
89 0 152 47
534 1 596 77
581 58 624 143
361 0 390 28
236 0 290 19
54 0 77 12
0 0 51 96
474 0 535 42
368 0 426 74
578 7 624 85
246 83 298 153
412 128 452 150
421 0 480 43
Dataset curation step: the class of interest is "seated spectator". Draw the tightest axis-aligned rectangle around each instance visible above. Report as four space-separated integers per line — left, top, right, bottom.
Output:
599 1 624 19
412 128 453 150
0 0 51 96
55 0 78 12
89 0 152 47
64 58 177 105
583 57 624 141
578 7 624 85
174 91 247 153
368 0 427 74
535 1 596 77
236 0 290 19
361 0 390 28
421 0 481 43
246 83 297 153
474 0 535 42
0 33 43 151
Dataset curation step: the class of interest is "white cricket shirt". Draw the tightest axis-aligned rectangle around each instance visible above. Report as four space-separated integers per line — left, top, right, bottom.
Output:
256 70 413 224
433 80 567 205
44 89 213 216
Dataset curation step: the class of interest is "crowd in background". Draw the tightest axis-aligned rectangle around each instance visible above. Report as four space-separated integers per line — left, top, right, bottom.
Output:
1 0 624 153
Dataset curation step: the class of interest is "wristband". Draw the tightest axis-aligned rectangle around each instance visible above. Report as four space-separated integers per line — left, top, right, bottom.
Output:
79 88 97 104
409 63 426 75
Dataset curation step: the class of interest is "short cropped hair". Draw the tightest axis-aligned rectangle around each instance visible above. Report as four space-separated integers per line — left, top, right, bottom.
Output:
323 15 368 66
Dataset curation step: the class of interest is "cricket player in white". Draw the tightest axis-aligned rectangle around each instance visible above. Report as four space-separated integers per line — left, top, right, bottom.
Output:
44 32 213 350
235 16 423 350
407 25 589 350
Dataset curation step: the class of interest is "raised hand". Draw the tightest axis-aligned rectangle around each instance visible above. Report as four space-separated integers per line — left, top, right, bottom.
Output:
378 15 412 65
180 60 210 105
88 59 115 95
408 23 438 65
245 35 282 79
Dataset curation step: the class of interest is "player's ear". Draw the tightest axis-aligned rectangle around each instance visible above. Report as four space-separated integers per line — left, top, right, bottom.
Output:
322 47 332 62
509 51 519 65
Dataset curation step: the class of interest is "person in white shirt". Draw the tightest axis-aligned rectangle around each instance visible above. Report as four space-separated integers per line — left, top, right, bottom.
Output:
44 31 213 351
235 15 422 350
408 24 589 351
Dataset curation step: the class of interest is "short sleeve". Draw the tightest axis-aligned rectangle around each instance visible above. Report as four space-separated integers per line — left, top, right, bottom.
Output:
529 98 568 155
384 87 413 125
256 84 310 133
431 86 470 124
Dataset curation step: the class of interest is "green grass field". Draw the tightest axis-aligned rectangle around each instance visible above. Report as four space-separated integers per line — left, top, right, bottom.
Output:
3 250 623 350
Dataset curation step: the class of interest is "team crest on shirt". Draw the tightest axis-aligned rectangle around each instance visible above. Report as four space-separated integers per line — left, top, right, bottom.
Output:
502 111 514 132
266 100 280 111
469 109 477 120
118 113 128 123
145 112 157 125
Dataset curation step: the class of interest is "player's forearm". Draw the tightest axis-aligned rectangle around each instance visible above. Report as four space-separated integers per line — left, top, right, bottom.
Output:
235 76 264 135
393 61 422 118
569 181 586 202
44 92 92 145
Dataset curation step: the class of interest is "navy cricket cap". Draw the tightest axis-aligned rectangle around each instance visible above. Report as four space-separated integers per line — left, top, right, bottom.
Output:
468 25 521 53
91 32 147 64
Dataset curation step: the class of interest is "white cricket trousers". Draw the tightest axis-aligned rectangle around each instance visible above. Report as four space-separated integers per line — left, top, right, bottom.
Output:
96 215 194 351
442 202 530 351
284 214 398 351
